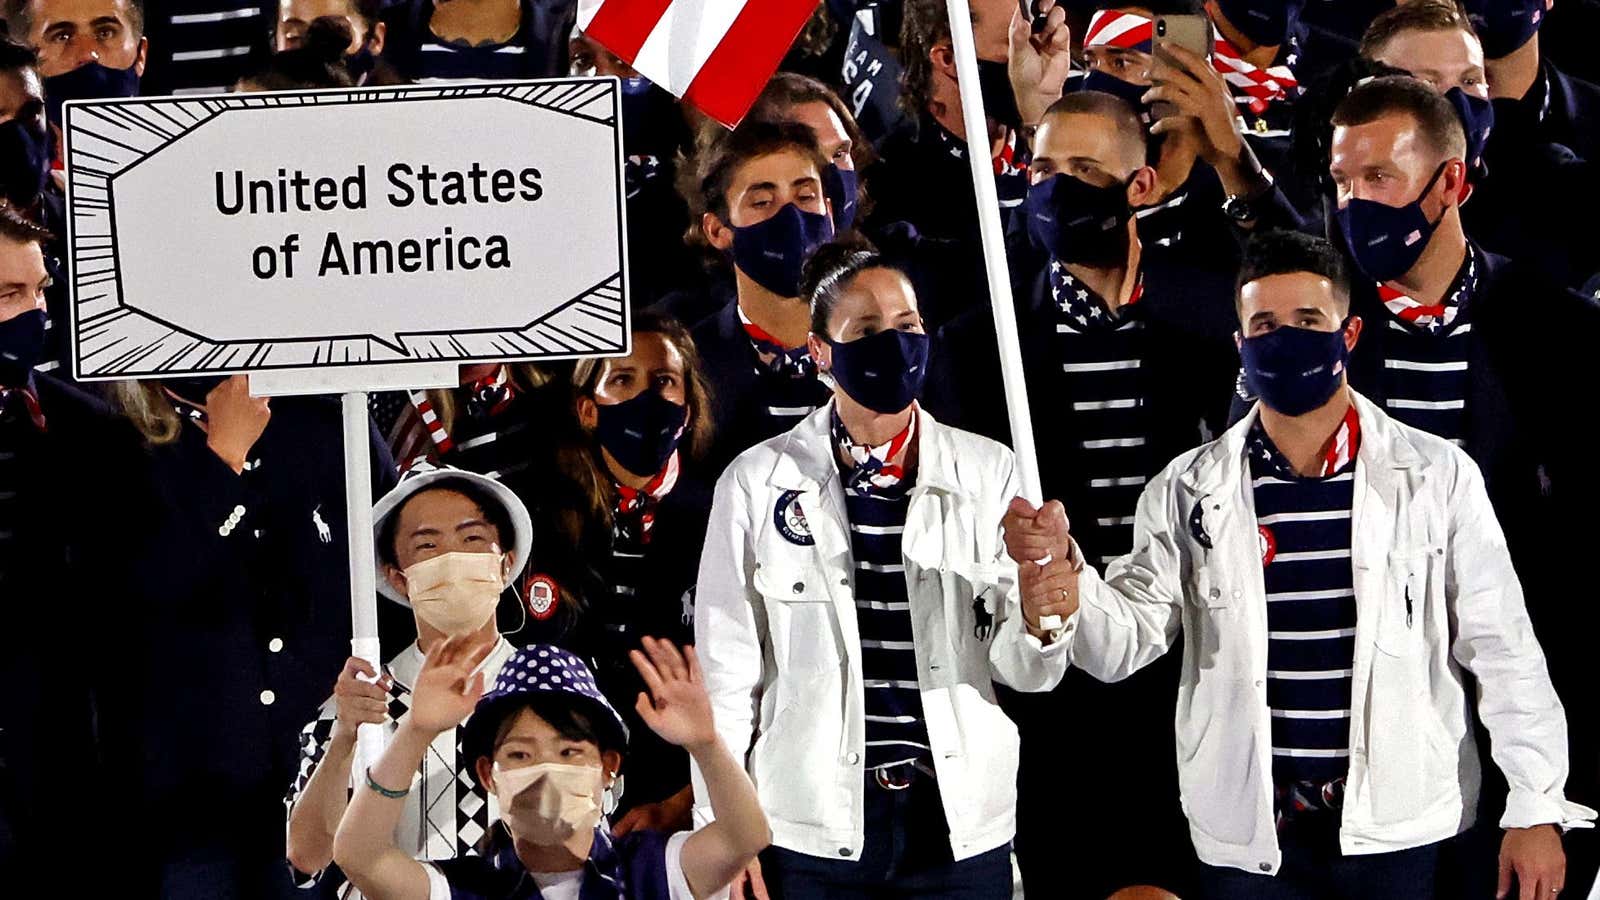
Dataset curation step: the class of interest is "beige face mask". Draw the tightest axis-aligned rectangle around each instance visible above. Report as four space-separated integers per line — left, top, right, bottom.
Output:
402 550 506 636
493 762 605 854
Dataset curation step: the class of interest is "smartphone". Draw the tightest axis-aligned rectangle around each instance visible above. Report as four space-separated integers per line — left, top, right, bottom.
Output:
1152 14 1212 120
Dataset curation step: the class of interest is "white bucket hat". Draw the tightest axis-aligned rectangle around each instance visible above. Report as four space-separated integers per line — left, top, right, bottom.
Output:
372 462 533 606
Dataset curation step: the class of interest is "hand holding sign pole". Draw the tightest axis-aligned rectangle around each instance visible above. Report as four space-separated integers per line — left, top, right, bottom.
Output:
942 0 1062 629
63 80 631 778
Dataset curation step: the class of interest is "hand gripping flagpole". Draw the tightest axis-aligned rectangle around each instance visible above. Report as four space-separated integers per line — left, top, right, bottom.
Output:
943 0 1060 627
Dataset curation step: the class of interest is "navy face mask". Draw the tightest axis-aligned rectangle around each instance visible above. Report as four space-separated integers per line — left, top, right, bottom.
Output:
595 388 688 477
1462 0 1544 60
1240 322 1350 417
44 61 141 125
0 309 47 387
0 116 52 209
825 328 930 415
1079 70 1154 123
1334 162 1449 284
1024 172 1132 266
1446 87 1495 177
822 163 859 232
730 202 835 298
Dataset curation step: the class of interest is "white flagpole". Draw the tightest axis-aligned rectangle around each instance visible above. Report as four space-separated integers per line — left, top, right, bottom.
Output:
942 0 1043 507
342 391 385 777
944 0 1064 628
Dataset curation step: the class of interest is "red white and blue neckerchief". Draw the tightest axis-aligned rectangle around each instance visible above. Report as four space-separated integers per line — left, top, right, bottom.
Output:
462 364 516 420
613 450 680 547
1275 776 1347 830
1084 10 1299 116
0 382 45 432
1378 246 1477 335
1050 260 1144 333
1248 403 1362 479
833 408 916 494
739 308 816 380
933 121 1029 210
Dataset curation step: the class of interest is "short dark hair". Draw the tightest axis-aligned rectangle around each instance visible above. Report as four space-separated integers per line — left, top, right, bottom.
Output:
692 119 825 224
799 236 903 336
9 0 145 39
1042 91 1149 169
378 478 515 570
0 205 51 246
1331 75 1466 162
1359 0 1477 60
488 695 612 757
1236 230 1350 314
239 16 355 91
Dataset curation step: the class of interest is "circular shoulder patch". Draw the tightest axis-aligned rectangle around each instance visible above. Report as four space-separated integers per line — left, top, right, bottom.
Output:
524 573 560 620
1258 525 1277 567
774 490 815 546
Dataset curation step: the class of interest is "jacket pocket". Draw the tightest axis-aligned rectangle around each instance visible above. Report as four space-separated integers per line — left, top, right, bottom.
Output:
753 562 844 678
1374 550 1427 658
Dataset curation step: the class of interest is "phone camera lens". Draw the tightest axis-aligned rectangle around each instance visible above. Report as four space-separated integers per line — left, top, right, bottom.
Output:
1156 20 1166 35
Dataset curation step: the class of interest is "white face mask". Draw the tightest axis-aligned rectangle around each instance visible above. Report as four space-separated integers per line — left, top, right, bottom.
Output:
493 761 605 853
402 549 506 636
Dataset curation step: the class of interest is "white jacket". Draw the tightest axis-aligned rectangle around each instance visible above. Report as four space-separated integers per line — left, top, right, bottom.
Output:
691 403 1069 862
1062 391 1595 875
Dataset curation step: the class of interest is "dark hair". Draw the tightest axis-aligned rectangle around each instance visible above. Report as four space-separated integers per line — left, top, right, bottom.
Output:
378 477 517 569
489 695 610 756
1359 0 1476 60
898 0 952 116
800 237 907 336
8 0 144 39
239 16 355 91
1042 91 1149 168
0 36 37 74
746 72 877 173
0 205 51 245
1236 230 1350 313
689 119 825 230
1331 74 1467 162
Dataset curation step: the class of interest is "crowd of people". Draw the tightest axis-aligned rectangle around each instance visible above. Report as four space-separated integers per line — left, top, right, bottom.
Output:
2 0 1599 898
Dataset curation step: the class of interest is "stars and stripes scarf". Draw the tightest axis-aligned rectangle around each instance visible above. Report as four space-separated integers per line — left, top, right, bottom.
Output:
613 450 680 546
739 308 816 379
1049 261 1144 332
1377 249 1477 335
1248 403 1362 479
1084 10 1299 115
833 408 916 494
934 121 1029 209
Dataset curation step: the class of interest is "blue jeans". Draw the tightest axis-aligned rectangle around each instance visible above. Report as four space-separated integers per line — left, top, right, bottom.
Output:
761 771 1012 900
1197 813 1440 900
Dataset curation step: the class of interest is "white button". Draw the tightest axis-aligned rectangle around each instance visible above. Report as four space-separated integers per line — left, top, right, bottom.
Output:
218 524 229 536
846 752 859 765
1232 588 1242 599
233 505 246 515
1209 587 1221 599
259 690 276 705
268 638 284 653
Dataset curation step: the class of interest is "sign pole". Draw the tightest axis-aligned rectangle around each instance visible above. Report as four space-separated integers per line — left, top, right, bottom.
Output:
341 390 385 776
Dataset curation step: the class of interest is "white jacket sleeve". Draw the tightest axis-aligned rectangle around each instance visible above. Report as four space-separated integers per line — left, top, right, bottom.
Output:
1443 457 1597 831
1064 465 1188 683
689 465 767 827
987 454 1071 693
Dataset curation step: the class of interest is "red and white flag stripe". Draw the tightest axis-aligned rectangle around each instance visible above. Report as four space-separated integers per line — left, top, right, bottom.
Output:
1083 11 1297 115
577 0 816 127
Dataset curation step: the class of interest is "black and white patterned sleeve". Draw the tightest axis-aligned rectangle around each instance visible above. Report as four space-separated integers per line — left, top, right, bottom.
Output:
284 698 339 889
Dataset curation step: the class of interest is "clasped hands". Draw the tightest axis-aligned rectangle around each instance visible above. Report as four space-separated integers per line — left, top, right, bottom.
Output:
1002 497 1081 641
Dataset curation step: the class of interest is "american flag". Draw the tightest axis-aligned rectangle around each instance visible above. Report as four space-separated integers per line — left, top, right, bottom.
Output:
369 391 450 473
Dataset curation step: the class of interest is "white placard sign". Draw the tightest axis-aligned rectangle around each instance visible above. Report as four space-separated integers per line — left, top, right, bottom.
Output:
63 79 629 381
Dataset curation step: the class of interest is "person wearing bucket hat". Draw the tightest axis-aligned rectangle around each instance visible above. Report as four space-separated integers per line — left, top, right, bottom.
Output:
285 463 532 893
334 636 771 900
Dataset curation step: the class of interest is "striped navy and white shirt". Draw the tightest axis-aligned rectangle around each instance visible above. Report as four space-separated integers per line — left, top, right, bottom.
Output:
1050 262 1156 563
142 3 270 96
1248 408 1360 786
1376 247 1477 446
834 413 930 772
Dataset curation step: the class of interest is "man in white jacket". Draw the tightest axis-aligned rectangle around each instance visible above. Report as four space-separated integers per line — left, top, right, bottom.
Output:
1004 230 1595 899
694 240 1071 899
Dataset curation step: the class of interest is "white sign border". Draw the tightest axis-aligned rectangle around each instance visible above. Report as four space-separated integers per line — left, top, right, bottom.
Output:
63 79 631 383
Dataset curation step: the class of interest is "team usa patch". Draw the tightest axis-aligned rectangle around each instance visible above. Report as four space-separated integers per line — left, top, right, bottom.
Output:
773 490 815 546
524 573 559 620
1258 525 1277 567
